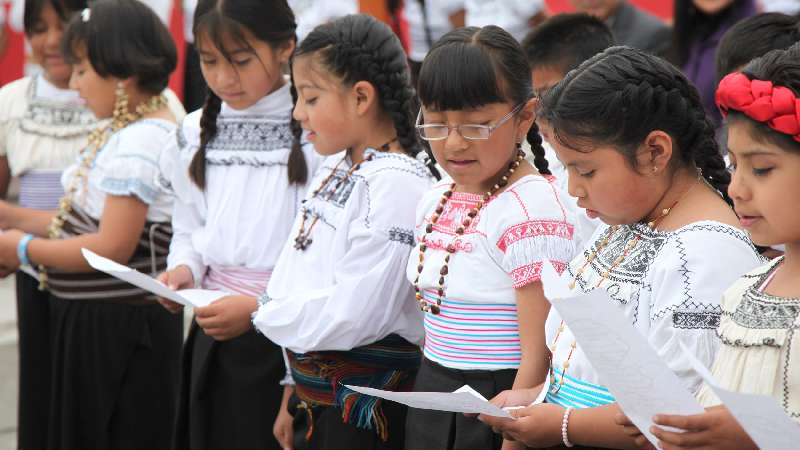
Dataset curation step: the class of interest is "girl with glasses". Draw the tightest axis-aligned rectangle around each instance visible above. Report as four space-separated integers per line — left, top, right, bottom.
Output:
404 25 581 450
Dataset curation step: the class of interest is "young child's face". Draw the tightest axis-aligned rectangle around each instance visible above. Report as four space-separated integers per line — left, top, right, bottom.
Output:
68 53 117 119
196 28 292 110
291 55 354 156
531 66 564 100
27 3 71 87
727 121 800 246
421 102 529 191
541 121 665 225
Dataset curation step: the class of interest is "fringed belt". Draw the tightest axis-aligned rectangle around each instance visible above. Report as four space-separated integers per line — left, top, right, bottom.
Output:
287 334 421 441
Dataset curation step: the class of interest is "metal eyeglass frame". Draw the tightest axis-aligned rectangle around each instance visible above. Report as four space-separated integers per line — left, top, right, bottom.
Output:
415 103 525 141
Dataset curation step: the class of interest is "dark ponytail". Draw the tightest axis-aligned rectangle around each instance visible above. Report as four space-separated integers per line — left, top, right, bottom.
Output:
417 26 548 176
191 0 307 189
540 46 732 206
189 88 221 188
295 14 439 179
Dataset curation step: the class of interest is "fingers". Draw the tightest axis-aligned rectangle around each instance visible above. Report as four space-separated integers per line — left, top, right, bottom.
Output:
614 413 634 427
651 426 708 448
634 434 657 450
653 413 710 432
156 298 184 314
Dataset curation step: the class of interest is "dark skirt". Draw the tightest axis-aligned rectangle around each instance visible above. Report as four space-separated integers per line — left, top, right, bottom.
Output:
16 272 51 450
404 358 517 450
290 392 409 450
47 294 183 450
173 320 286 450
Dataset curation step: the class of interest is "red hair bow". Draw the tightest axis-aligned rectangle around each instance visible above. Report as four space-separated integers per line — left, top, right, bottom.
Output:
716 72 800 143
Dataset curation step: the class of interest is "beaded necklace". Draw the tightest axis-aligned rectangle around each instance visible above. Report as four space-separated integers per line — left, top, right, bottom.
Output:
414 148 525 315
547 177 700 395
36 94 168 289
293 138 397 251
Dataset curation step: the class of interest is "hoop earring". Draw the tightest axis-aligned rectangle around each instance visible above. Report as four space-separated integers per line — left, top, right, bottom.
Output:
112 82 131 131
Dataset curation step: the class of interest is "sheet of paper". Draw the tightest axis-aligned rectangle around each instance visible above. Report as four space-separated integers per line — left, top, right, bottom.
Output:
81 248 227 307
344 384 515 419
682 345 800 450
540 263 704 447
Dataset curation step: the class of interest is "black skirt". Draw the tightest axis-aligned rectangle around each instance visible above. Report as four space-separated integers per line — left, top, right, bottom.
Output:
173 320 286 450
47 294 183 450
290 393 409 450
404 358 517 450
16 272 51 450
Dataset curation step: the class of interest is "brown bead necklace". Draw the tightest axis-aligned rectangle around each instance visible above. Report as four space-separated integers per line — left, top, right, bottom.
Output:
293 138 397 251
414 148 525 315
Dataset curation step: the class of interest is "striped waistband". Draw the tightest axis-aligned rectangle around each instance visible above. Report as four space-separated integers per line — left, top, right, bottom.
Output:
202 265 272 297
19 170 64 210
544 369 615 409
421 292 520 370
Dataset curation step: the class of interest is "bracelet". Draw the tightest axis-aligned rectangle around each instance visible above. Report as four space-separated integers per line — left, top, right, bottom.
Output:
561 407 574 448
17 234 35 266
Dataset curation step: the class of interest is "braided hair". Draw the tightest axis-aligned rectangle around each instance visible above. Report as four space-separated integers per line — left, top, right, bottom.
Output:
417 26 550 175
539 46 731 204
188 0 307 189
295 14 440 179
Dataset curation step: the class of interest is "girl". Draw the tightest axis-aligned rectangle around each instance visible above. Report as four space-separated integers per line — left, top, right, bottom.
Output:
0 1 93 448
155 1 317 449
479 46 762 449
404 25 581 450
622 45 800 450
251 14 438 450
0 1 183 448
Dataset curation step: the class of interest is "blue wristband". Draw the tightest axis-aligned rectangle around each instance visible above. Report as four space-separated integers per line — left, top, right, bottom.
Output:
17 234 34 266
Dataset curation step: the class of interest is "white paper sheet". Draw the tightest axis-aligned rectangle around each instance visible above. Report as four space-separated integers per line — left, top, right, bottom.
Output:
81 248 228 307
540 263 704 447
344 384 515 419
682 344 800 450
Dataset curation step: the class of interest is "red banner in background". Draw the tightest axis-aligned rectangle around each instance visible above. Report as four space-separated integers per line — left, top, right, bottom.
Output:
545 0 674 20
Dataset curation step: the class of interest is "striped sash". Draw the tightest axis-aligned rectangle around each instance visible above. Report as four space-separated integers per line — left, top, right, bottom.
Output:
287 334 421 441
544 370 615 409
19 170 64 210
46 205 172 304
203 265 272 297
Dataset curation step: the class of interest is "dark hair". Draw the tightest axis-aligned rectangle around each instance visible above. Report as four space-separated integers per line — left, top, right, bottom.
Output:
295 14 440 178
24 0 87 35
61 0 175 94
671 0 751 67
521 13 614 75
716 13 800 80
539 46 731 204
725 44 800 154
189 0 306 189
418 25 550 175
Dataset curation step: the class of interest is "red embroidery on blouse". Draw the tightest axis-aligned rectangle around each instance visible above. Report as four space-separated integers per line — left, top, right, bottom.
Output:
496 220 575 252
510 261 567 288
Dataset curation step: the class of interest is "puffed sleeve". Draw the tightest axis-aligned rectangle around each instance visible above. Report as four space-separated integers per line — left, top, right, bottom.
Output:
252 168 428 353
647 225 761 394
158 114 207 285
488 179 579 288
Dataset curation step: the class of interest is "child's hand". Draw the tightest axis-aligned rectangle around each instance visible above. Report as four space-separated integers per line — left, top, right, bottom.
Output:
479 403 564 448
156 265 194 314
614 413 656 450
274 386 295 449
490 387 542 408
194 295 258 341
650 405 757 450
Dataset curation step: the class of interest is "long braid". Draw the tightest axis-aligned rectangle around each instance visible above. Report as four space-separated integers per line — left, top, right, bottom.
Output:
288 63 308 184
189 88 222 189
527 122 550 175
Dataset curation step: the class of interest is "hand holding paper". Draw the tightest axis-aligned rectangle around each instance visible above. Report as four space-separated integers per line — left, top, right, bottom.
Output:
81 248 227 307
539 263 704 447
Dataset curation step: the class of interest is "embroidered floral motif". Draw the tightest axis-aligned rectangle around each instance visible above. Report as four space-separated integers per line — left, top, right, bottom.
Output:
672 311 721 329
430 191 483 235
732 289 800 330
510 261 567 288
388 227 415 246
207 118 293 153
496 220 575 252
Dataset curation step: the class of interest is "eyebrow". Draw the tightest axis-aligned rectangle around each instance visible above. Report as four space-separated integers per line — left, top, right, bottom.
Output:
730 149 778 158
297 83 321 91
197 48 251 57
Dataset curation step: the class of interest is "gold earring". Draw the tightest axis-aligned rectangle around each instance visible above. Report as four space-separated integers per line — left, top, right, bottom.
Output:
652 165 658 173
112 82 131 131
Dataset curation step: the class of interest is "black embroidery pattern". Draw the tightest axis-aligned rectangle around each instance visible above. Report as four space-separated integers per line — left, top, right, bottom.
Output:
673 311 721 329
731 291 800 330
388 227 415 246
207 118 293 152
23 102 95 128
315 169 360 209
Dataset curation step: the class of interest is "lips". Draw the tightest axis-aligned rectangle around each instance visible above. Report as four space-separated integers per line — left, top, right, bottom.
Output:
585 209 600 219
738 215 762 228
447 159 476 167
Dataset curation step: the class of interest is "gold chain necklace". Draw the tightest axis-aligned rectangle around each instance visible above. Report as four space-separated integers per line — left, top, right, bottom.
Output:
414 149 525 315
548 176 700 394
37 94 168 289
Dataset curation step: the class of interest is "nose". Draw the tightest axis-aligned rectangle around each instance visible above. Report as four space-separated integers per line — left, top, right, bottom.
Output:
292 99 306 123
727 164 750 203
214 62 238 89
68 70 78 90
442 127 468 152
566 171 586 200
45 28 62 51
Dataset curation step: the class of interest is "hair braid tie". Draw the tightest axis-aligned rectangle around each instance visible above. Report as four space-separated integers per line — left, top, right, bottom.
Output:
716 72 800 142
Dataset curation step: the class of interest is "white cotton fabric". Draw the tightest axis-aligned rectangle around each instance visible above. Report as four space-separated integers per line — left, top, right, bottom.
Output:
61 119 176 222
253 150 434 354
697 258 800 423
546 221 762 395
158 83 320 285
405 0 465 61
464 0 544 42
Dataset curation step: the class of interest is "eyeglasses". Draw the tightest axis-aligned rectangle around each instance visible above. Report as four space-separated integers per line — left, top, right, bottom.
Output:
415 103 525 141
